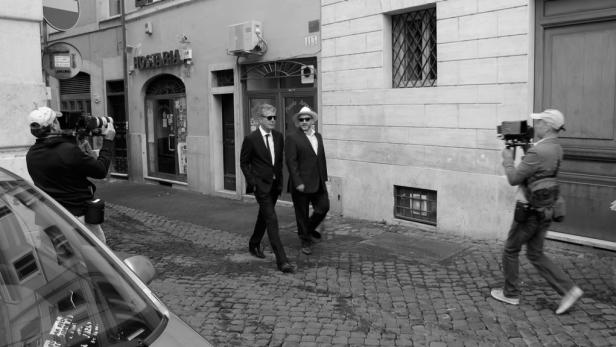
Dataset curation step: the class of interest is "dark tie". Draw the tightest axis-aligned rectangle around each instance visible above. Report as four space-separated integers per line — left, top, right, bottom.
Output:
265 134 274 164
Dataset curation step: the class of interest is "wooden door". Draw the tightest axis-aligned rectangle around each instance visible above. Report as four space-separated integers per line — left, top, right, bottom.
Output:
535 0 616 243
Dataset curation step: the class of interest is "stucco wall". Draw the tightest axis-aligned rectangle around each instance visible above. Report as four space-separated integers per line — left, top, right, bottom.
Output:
321 0 531 238
0 0 47 179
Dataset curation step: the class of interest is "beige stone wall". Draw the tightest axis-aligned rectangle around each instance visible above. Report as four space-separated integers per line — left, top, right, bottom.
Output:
0 0 47 179
321 0 531 238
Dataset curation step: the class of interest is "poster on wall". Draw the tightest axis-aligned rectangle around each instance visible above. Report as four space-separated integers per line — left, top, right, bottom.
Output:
177 142 187 174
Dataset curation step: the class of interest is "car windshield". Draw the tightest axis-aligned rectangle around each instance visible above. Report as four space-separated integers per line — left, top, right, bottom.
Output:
0 173 163 347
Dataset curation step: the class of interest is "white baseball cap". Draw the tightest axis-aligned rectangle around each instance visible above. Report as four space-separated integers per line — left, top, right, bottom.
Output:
530 109 565 131
28 107 61 128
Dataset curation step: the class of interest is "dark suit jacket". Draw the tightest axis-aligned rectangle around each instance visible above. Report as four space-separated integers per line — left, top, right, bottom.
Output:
285 129 328 194
240 128 284 194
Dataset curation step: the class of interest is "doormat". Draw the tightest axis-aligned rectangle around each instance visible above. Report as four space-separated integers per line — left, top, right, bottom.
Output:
359 232 466 264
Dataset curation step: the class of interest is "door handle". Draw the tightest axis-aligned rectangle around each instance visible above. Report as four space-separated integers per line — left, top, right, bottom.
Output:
168 134 175 152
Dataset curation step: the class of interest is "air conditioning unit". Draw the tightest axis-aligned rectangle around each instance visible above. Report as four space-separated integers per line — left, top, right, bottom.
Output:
228 20 262 53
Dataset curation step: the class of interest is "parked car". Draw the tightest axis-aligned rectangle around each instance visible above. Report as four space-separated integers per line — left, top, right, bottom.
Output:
0 167 212 346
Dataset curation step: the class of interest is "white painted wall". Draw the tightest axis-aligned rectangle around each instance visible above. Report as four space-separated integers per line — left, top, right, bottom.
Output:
321 0 532 238
0 0 47 179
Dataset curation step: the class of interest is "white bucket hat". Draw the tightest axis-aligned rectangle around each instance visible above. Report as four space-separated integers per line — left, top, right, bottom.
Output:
294 106 317 122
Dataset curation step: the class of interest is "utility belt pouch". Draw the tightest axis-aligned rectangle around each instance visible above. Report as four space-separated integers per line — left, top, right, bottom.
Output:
514 201 530 223
527 177 559 208
552 196 566 222
85 199 105 224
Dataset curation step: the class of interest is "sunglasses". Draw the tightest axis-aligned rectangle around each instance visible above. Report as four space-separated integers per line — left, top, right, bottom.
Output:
262 115 276 121
298 117 312 122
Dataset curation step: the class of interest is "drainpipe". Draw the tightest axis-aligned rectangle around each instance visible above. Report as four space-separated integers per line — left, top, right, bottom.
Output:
120 0 131 178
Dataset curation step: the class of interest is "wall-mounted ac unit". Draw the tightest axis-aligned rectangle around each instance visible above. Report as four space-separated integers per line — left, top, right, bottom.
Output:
228 20 262 53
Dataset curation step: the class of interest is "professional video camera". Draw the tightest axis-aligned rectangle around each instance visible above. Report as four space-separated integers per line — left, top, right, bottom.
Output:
497 120 533 155
72 115 114 137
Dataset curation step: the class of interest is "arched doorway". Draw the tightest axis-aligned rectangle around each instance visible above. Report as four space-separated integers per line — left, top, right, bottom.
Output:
144 74 188 182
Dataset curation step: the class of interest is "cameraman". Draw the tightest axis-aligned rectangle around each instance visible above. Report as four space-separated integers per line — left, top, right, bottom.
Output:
26 107 115 243
490 109 582 315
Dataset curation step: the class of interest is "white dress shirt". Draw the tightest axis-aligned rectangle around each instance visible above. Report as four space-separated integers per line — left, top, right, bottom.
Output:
304 128 318 154
259 126 275 164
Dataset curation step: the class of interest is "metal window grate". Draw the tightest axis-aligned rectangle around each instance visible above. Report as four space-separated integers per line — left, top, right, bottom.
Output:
59 72 91 95
394 186 437 225
392 7 437 88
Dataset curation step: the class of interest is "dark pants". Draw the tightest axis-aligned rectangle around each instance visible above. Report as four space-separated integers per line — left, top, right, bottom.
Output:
291 186 330 247
250 187 288 267
502 208 574 298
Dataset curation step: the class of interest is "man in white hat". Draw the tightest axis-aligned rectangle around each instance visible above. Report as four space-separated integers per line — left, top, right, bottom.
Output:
285 106 329 255
26 107 115 243
491 109 583 315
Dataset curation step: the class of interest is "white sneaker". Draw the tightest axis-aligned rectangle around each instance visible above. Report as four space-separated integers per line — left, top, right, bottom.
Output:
556 286 583 315
490 288 520 305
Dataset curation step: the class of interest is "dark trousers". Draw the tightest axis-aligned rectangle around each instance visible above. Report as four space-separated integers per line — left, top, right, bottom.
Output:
291 186 330 247
250 188 288 267
502 209 574 298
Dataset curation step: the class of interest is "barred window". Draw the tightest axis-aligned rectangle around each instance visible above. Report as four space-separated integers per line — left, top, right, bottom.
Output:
394 186 437 225
392 6 437 88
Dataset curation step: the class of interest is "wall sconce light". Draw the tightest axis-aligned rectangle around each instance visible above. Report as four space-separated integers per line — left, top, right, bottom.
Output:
145 22 153 35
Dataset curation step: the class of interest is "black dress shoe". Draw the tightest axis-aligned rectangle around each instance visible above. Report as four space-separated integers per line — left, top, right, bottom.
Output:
279 262 296 273
311 230 322 239
249 245 265 259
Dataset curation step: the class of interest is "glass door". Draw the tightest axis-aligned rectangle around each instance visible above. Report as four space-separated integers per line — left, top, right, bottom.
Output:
147 96 187 181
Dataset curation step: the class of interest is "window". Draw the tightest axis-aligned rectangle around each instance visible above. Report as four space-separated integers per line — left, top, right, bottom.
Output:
392 6 437 88
213 69 234 87
394 186 437 225
109 0 121 16
135 0 165 7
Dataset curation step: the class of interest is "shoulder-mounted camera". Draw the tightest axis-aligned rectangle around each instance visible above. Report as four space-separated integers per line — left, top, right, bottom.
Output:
497 120 534 155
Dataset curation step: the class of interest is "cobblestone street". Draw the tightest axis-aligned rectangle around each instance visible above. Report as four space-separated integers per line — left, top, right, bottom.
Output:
99 182 616 347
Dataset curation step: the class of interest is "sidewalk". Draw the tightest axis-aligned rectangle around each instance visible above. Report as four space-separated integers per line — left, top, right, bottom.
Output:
97 179 616 347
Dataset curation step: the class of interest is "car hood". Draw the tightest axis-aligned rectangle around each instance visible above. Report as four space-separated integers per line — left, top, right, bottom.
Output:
151 313 213 347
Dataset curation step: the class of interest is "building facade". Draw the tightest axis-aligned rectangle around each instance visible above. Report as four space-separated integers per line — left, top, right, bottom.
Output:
321 0 616 248
46 0 321 201
0 0 47 178
46 0 616 248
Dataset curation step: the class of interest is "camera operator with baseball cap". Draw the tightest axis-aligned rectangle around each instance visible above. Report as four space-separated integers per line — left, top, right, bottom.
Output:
491 108 583 315
26 106 115 243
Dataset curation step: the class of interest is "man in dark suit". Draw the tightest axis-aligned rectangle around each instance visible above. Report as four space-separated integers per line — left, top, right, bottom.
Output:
285 106 330 255
240 103 296 273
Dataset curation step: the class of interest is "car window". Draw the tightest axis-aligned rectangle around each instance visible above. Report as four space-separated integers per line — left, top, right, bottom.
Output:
0 180 163 347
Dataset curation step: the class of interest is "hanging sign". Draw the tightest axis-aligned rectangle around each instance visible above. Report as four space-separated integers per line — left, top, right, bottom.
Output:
42 42 83 79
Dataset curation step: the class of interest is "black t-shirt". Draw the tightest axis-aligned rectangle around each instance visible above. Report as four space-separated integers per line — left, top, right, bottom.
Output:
26 136 114 216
